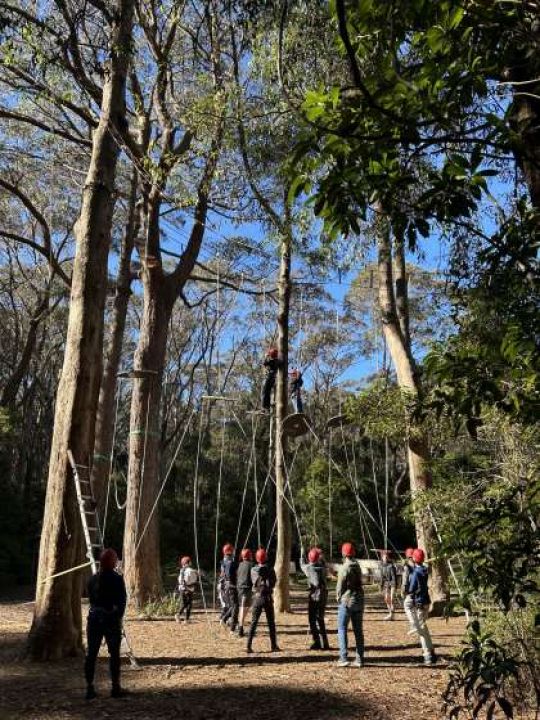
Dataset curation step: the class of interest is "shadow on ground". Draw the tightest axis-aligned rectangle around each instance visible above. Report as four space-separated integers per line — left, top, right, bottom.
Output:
0 679 381 720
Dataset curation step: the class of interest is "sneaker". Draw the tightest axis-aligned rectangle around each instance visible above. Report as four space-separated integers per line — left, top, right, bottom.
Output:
337 659 350 667
246 646 254 654
85 685 97 700
322 643 331 651
352 657 364 668
424 654 436 666
237 627 244 638
384 613 394 621
310 642 322 650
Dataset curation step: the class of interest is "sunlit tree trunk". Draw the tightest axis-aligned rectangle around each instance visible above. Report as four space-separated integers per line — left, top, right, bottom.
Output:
27 0 135 660
376 215 448 614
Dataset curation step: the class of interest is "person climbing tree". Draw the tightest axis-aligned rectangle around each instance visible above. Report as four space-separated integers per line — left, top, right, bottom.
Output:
401 548 417 635
247 548 280 654
380 551 397 620
84 549 127 700
236 548 254 638
261 347 280 411
289 368 304 413
404 549 437 666
175 556 198 624
301 546 330 650
220 543 239 633
336 542 364 668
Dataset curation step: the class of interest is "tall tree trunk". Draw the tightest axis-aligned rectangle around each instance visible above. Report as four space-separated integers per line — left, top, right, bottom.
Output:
376 217 448 614
26 0 134 660
90 170 138 510
274 232 292 613
123 269 174 607
508 67 540 209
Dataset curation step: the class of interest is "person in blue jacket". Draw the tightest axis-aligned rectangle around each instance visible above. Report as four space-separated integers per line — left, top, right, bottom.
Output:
404 548 437 665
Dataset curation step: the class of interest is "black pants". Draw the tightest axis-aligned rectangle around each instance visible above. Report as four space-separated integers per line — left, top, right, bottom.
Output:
291 390 303 413
84 611 121 687
308 597 328 647
262 373 276 410
248 598 277 649
177 590 193 620
227 584 239 630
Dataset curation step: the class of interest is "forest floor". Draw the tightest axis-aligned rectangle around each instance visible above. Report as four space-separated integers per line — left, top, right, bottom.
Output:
0 587 466 720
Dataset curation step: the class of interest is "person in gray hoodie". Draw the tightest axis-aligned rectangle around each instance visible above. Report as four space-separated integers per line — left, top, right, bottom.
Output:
336 542 364 667
301 547 330 650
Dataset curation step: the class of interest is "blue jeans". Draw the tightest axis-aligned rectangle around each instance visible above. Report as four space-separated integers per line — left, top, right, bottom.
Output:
338 601 364 661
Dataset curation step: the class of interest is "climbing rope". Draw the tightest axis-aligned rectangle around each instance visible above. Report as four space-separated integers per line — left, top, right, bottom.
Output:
212 411 227 609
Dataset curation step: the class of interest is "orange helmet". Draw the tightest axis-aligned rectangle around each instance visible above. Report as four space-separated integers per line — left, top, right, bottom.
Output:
341 542 355 558
308 547 321 563
255 548 267 564
100 548 118 571
412 548 425 564
266 347 278 359
405 547 415 559
222 543 234 556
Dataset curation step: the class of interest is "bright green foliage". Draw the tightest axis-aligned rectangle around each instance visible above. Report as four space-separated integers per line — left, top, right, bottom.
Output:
345 379 408 441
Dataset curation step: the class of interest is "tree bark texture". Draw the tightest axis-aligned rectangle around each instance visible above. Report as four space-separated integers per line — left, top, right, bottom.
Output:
90 170 138 511
27 0 134 660
274 232 292 613
376 217 449 613
123 267 175 607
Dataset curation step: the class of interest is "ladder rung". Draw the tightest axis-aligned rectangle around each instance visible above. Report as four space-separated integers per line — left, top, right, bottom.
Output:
81 494 93 499
91 543 102 548
74 463 90 468
87 526 98 531
84 510 97 515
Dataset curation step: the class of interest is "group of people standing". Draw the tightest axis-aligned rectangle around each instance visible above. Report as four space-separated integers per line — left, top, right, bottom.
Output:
83 541 437 701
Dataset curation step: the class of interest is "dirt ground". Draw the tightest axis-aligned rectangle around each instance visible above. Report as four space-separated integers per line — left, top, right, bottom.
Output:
0 589 466 720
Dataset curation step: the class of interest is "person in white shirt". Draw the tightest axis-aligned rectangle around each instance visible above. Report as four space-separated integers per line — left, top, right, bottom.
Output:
175 555 198 623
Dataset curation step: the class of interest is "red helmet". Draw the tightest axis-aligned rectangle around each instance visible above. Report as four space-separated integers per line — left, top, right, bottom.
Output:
100 548 118 571
255 548 267 564
266 347 278 359
180 555 191 567
341 542 355 558
405 547 415 559
308 547 321 563
222 543 234 556
412 548 425 564
240 548 252 561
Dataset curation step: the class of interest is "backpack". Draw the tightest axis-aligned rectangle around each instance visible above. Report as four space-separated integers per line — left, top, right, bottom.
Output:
345 562 363 593
253 566 272 599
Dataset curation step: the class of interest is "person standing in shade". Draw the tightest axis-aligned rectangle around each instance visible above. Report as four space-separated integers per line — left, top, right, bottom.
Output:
380 551 397 620
236 548 254 638
301 546 330 650
405 548 437 666
220 543 238 633
246 548 280 653
84 548 127 700
336 542 365 668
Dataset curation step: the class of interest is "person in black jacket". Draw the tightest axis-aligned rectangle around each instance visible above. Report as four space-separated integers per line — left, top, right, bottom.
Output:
247 548 280 653
301 546 330 650
380 551 397 620
261 348 279 411
236 548 254 637
84 548 127 700
220 543 238 633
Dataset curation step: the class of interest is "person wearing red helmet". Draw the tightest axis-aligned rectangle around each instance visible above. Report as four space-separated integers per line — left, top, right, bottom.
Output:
219 543 239 632
380 551 397 620
175 555 198 624
300 546 330 650
84 549 127 700
289 368 304 413
236 548 254 637
336 542 364 667
401 547 417 635
261 347 280 411
247 548 280 653
405 548 437 666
